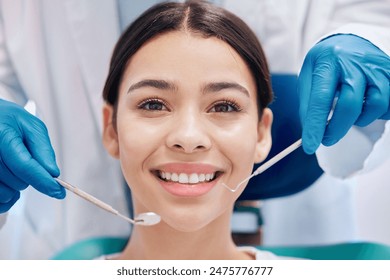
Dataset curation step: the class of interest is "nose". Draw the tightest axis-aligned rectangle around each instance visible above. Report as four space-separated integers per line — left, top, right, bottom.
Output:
166 110 212 153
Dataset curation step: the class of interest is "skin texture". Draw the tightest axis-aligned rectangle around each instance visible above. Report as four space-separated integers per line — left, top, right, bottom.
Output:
103 31 272 259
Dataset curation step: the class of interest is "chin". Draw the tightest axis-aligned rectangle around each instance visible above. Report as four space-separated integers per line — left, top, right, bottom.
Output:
162 206 228 233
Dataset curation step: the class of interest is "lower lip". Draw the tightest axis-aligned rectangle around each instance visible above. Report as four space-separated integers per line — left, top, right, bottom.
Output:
157 177 219 197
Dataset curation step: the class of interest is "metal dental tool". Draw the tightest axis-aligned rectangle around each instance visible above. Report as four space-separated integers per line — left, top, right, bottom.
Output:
221 138 303 192
55 178 161 226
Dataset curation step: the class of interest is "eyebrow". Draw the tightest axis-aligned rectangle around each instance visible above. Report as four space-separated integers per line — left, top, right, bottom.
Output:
202 82 249 97
127 79 249 97
127 79 177 94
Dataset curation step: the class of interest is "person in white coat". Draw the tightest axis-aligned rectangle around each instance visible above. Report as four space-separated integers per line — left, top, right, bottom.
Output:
0 0 389 259
0 0 133 259
220 0 390 245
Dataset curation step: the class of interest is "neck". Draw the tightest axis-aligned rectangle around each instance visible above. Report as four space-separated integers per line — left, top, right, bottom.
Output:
117 210 252 260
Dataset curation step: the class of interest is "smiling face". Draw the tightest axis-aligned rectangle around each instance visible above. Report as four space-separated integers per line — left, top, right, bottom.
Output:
103 31 272 232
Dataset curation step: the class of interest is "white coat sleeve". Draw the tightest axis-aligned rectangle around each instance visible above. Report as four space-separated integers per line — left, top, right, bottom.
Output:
0 213 6 229
314 0 390 178
0 4 26 229
0 6 27 105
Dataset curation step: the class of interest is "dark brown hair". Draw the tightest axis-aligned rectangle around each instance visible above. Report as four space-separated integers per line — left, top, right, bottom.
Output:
103 0 272 119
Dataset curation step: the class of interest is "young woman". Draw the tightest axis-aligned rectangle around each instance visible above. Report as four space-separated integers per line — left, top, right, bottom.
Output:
101 0 276 260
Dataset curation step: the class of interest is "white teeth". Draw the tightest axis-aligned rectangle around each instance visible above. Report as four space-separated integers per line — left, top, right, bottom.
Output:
189 173 199 184
159 171 216 184
171 173 179 182
178 173 189 183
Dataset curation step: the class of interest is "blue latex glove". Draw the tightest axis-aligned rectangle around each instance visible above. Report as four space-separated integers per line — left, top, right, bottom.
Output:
0 99 65 213
299 34 390 154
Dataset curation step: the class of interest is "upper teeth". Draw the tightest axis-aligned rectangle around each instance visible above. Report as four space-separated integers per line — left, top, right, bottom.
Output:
159 171 215 184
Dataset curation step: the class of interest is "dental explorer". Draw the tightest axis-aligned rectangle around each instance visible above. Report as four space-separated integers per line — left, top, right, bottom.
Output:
222 138 303 192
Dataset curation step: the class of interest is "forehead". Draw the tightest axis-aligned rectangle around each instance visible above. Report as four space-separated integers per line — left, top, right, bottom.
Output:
120 31 256 93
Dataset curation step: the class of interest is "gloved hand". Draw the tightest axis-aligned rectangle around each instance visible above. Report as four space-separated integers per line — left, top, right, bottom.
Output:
0 99 65 213
298 34 390 154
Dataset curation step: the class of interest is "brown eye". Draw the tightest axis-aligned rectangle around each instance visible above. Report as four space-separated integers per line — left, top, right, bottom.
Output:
210 100 241 113
138 99 168 111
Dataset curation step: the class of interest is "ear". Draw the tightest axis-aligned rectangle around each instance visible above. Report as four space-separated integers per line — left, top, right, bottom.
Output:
254 108 273 163
102 104 120 158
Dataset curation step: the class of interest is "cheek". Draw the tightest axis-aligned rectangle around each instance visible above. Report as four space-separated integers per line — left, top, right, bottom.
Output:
116 115 162 175
218 119 259 177
115 115 165 211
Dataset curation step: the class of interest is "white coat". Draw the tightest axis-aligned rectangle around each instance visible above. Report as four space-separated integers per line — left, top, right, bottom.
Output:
0 0 389 258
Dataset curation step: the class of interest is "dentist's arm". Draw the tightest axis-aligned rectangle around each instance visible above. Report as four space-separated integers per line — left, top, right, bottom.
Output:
0 99 65 213
299 34 390 154
0 11 65 213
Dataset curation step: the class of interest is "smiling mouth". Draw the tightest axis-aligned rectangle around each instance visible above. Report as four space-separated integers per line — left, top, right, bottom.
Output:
154 171 223 185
